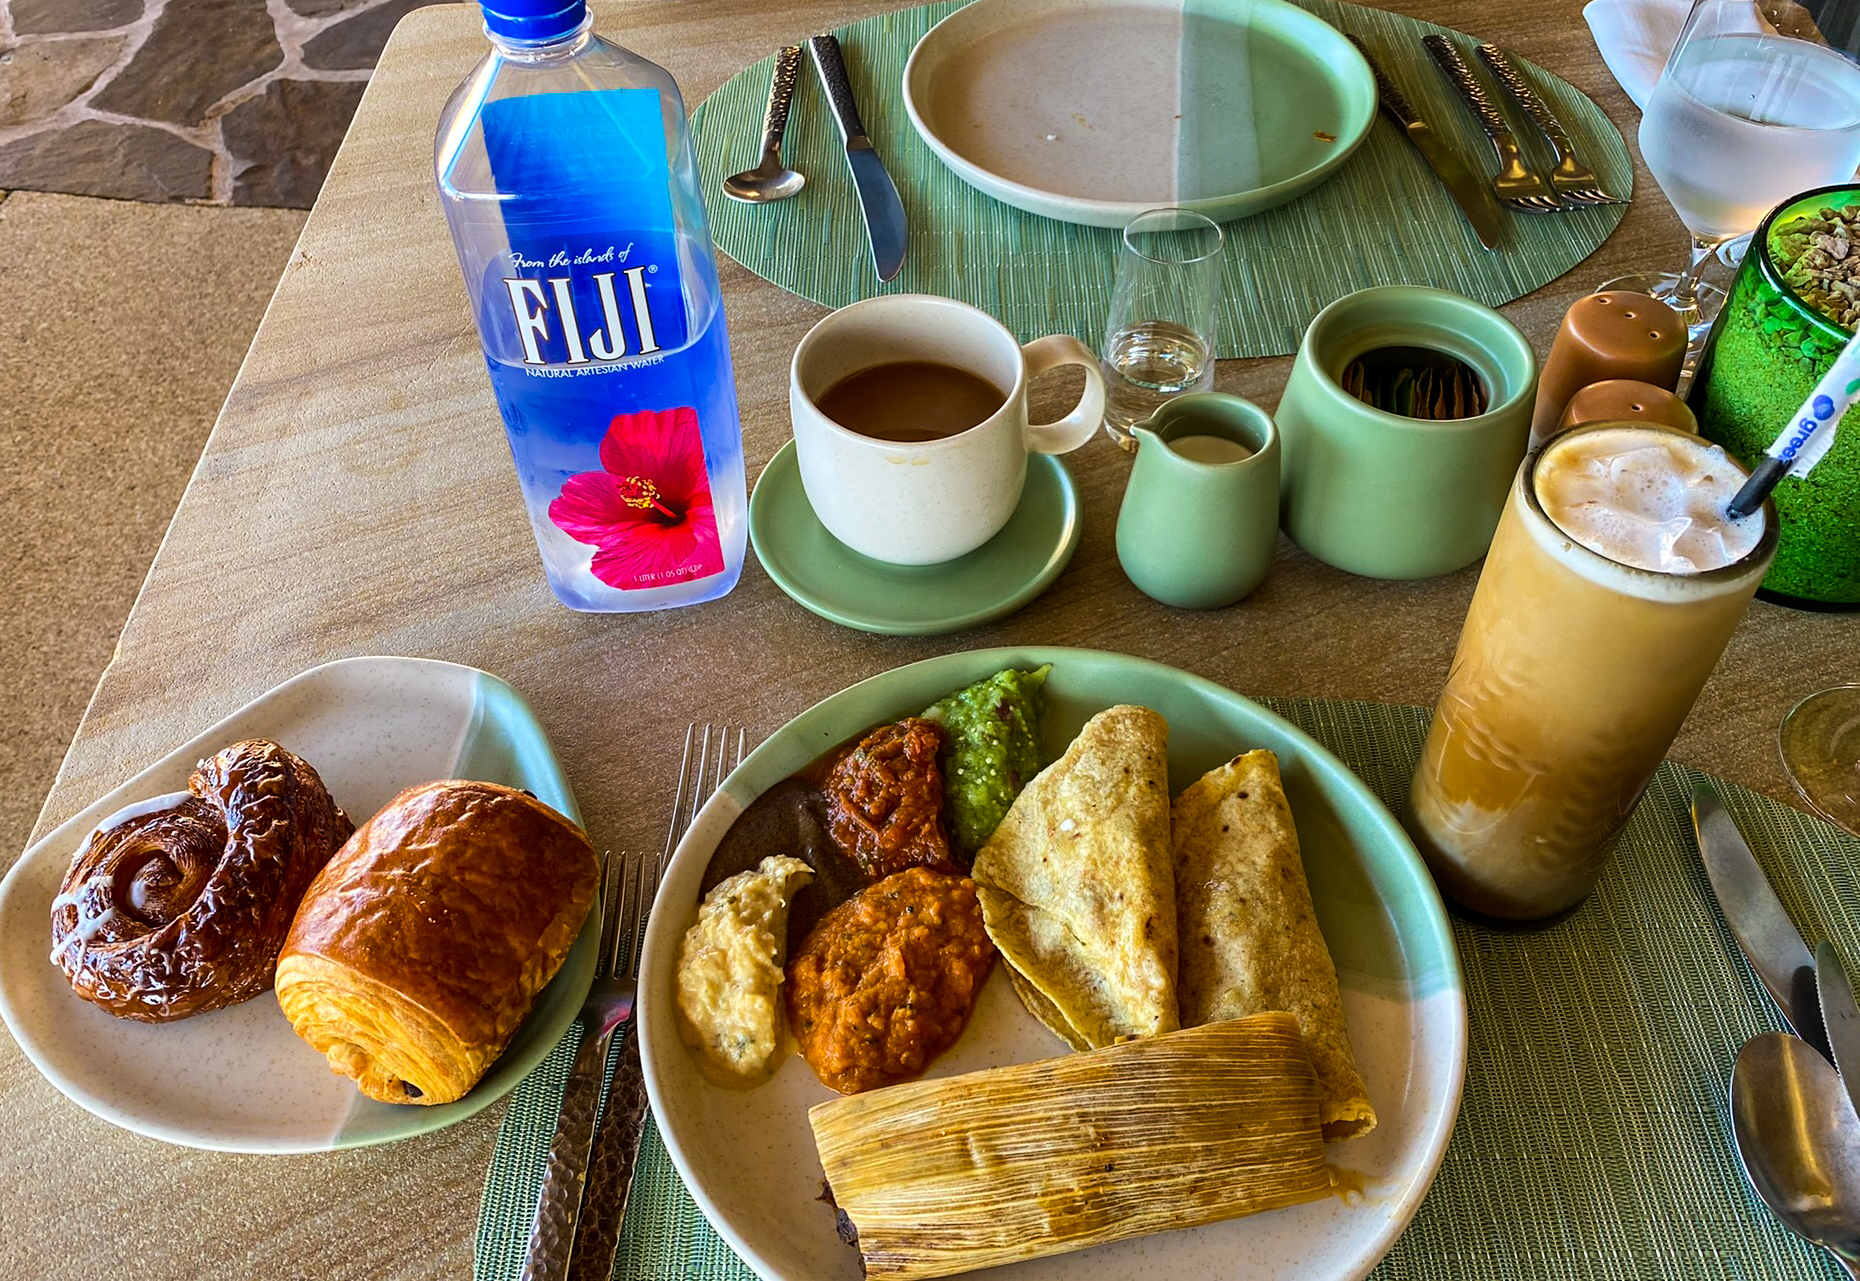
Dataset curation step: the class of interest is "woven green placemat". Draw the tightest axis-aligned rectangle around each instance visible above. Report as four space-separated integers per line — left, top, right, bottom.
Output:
474 696 1854 1280
688 1 1632 361
476 699 1860 1279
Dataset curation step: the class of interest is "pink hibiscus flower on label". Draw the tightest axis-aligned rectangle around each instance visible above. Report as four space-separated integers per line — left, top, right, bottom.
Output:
549 406 723 590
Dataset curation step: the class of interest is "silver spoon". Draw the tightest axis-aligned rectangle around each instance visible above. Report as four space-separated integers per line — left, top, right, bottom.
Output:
723 44 805 203
1732 1032 1860 1277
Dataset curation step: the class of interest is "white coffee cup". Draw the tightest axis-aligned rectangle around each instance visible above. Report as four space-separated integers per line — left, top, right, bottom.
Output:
790 294 1106 565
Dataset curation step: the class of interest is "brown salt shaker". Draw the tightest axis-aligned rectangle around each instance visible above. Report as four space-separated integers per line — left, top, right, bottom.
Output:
1555 379 1699 436
1530 292 1686 446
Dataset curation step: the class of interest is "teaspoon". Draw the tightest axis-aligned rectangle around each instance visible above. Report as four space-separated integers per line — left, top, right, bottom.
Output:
723 44 806 203
1731 1032 1860 1277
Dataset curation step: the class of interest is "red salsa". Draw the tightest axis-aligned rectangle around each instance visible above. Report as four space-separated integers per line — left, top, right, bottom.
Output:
822 718 958 880
784 867 994 1094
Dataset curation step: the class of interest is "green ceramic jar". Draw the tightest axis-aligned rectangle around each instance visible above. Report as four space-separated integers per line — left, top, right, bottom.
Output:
1691 184 1860 608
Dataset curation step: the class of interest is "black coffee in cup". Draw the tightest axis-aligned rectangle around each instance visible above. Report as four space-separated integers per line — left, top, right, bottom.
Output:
816 361 1006 443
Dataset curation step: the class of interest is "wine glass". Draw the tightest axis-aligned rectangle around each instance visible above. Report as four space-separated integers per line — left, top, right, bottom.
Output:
1603 0 1860 343
1781 685 1860 836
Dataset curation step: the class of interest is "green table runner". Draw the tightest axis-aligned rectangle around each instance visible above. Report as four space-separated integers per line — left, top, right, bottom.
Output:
475 696 1854 1280
689 1 1633 361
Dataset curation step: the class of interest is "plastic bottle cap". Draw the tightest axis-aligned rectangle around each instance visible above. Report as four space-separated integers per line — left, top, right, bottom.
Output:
481 0 586 42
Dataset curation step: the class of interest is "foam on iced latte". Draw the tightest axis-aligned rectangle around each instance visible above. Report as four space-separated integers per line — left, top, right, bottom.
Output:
1536 426 1764 575
1407 424 1774 920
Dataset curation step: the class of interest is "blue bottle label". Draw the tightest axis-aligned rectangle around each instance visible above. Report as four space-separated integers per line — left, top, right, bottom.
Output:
479 86 722 591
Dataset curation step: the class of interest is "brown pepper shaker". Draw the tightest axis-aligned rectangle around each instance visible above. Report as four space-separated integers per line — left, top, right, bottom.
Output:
1530 292 1686 446
1554 379 1699 436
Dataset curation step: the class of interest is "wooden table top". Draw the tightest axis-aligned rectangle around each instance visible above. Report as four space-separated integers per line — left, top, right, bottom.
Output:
3 0 1853 1276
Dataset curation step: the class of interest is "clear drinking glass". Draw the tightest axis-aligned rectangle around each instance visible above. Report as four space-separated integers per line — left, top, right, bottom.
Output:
1100 208 1225 449
1407 424 1777 920
1781 684 1860 835
1603 0 1860 344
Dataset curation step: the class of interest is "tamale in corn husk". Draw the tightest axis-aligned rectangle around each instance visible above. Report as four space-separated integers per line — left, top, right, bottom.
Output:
808 1012 1330 1281
1174 750 1375 1141
970 705 1178 1050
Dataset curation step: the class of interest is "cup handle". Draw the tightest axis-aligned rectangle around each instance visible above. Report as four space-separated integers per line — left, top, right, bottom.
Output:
1020 334 1106 454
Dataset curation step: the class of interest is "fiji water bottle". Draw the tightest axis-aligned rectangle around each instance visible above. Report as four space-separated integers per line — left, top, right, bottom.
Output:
434 0 746 611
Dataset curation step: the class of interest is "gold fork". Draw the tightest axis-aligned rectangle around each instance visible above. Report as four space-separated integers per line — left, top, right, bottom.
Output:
1423 35 1569 213
1477 44 1627 207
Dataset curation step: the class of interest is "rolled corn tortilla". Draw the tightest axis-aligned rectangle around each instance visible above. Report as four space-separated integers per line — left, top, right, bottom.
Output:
971 705 1178 1049
1173 749 1376 1141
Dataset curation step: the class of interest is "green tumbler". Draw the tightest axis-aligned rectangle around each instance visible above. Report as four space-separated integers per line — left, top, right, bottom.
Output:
1691 184 1860 609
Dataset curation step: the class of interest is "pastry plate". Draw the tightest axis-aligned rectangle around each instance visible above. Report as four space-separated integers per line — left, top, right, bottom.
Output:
638 646 1466 1281
0 656 597 1153
748 441 1081 635
902 0 1377 227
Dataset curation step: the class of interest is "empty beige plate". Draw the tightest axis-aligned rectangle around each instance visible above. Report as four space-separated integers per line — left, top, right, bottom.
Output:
903 0 1377 227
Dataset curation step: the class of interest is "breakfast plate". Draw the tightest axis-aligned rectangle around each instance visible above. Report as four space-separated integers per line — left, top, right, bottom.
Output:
902 0 1378 227
748 442 1081 635
638 646 1466 1280
0 656 596 1153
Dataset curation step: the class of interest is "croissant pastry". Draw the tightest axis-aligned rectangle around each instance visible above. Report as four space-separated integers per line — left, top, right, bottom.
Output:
50 739 354 1022
275 780 598 1105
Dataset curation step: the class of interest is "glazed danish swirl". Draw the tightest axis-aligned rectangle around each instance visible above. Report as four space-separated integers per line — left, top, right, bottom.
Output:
50 739 354 1022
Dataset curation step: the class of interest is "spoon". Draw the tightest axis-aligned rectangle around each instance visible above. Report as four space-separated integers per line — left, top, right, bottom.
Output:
723 44 806 204
1731 1032 1860 1276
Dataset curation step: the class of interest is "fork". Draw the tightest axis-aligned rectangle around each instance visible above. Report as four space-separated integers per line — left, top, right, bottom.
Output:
563 723 746 1281
519 723 745 1281
1476 44 1628 207
1422 34 1569 213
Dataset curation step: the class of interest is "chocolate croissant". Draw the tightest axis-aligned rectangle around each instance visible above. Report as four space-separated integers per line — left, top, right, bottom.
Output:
275 780 598 1105
50 739 354 1022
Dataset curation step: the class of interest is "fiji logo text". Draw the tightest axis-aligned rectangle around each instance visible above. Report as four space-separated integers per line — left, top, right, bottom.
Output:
502 264 660 366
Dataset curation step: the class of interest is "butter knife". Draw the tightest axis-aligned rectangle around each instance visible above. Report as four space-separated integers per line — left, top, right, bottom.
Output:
808 33 907 282
1693 782 1833 1060
1818 940 1860 1121
1347 36 1503 250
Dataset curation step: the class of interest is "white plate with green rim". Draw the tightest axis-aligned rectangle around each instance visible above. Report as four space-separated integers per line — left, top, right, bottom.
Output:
0 656 596 1153
639 646 1465 1280
902 0 1378 228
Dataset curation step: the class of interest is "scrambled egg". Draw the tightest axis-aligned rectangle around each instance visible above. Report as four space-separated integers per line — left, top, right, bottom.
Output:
674 855 812 1087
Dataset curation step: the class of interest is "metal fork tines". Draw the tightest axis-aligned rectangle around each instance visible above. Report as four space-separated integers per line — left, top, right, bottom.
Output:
1423 34 1569 213
564 722 746 1281
1476 43 1627 207
520 721 747 1281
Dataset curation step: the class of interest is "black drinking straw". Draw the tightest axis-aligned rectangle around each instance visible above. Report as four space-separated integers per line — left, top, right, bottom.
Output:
1725 458 1787 520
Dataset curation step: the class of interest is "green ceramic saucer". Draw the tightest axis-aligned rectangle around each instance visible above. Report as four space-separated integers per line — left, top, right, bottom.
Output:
747 441 1081 635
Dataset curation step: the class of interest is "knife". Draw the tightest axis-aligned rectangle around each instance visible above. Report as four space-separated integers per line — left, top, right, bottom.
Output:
1818 940 1860 1119
807 33 907 282
1692 782 1833 1061
1347 35 1503 251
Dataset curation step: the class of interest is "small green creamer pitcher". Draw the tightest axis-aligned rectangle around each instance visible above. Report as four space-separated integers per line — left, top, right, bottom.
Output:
1115 393 1281 610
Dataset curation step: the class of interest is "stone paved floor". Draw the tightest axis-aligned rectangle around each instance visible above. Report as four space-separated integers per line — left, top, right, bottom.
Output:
1 0 445 208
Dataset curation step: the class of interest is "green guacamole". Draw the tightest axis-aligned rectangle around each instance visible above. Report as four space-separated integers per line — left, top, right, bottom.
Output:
923 665 1049 857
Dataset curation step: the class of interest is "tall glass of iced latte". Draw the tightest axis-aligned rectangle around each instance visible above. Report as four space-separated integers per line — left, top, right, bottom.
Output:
1408 422 1777 920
